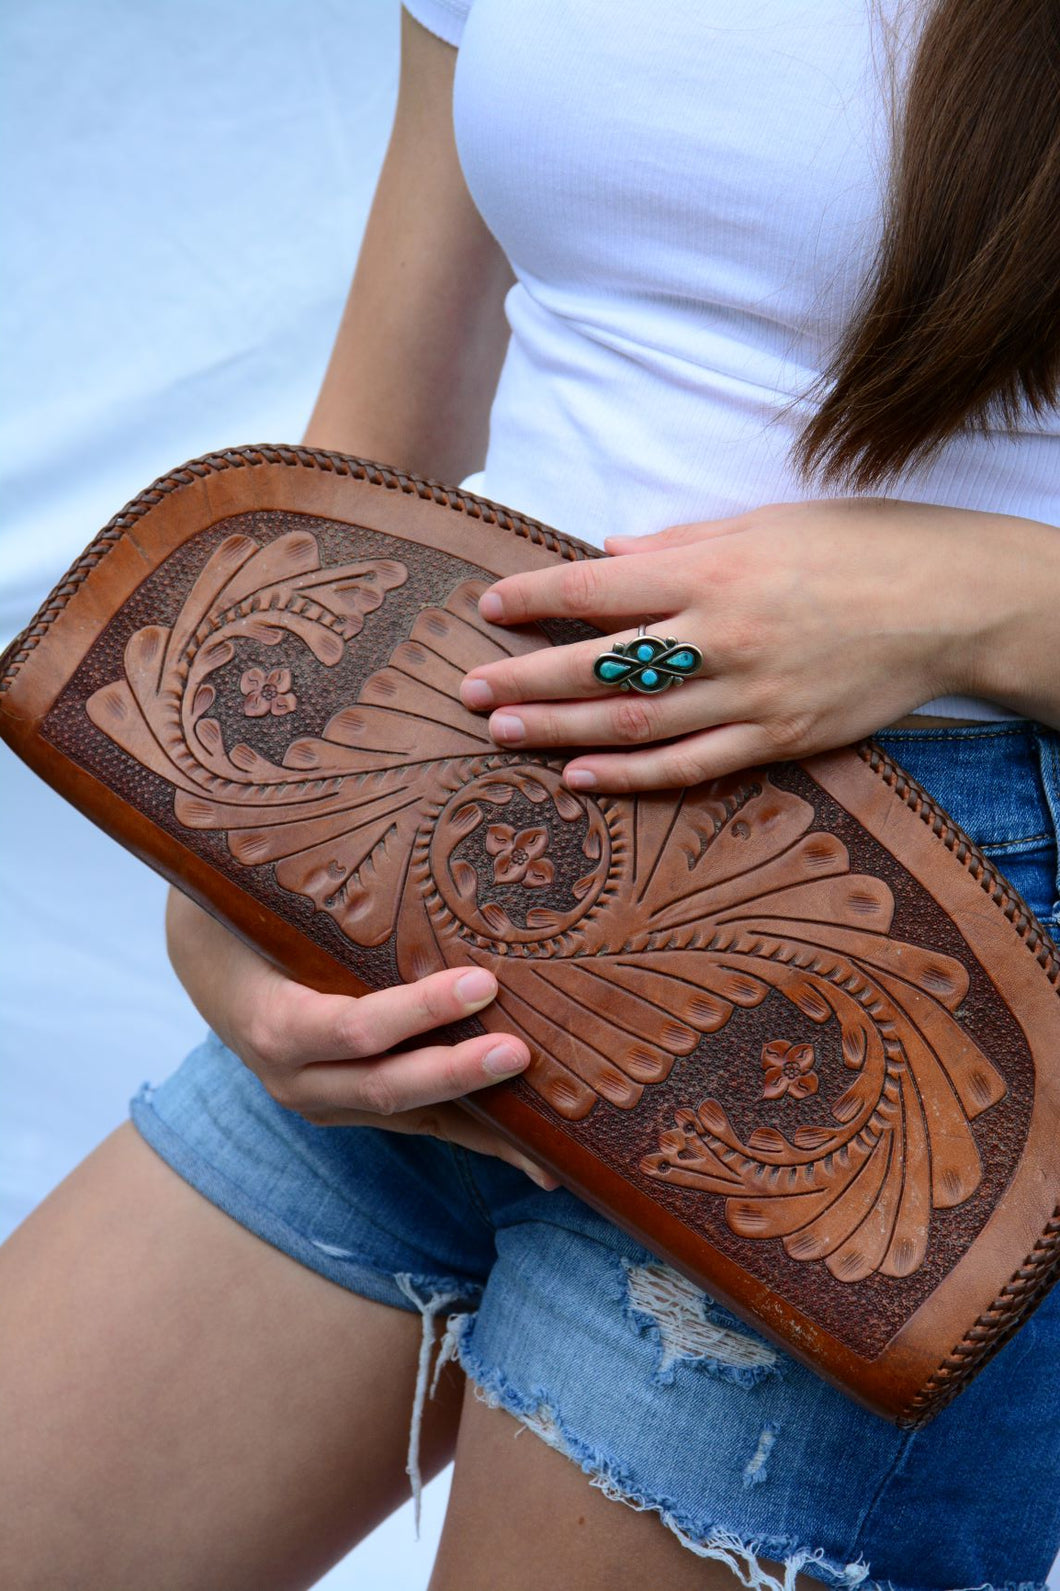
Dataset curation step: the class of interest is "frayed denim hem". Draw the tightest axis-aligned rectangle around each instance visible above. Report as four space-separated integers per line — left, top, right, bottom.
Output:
429 1310 873 1591
425 1310 1050 1591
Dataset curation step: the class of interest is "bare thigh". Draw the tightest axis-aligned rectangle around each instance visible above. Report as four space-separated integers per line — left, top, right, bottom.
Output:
0 1122 465 1591
430 1386 818 1591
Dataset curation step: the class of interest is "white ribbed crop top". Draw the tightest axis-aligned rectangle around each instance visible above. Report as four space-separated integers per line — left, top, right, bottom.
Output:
402 0 1059 720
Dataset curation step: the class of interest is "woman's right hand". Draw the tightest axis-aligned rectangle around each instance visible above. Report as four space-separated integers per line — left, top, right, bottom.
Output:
164 886 560 1190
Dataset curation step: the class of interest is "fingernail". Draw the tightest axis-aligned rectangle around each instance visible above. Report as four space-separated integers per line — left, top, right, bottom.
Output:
462 677 493 709
479 591 503 621
490 712 525 744
483 1042 529 1077
524 1164 561 1191
563 768 597 788
456 968 495 1006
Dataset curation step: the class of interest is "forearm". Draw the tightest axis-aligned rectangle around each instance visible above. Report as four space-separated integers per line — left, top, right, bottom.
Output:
164 888 269 1054
301 8 513 480
958 510 1060 728
303 196 513 478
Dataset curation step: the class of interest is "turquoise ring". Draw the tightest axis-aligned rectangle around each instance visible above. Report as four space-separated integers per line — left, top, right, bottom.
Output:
592 624 704 695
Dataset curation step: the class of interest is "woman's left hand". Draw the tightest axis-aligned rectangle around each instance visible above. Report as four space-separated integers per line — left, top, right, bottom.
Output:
458 498 1001 791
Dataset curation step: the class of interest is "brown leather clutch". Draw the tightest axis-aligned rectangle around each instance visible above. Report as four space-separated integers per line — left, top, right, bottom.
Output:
2 444 1058 1428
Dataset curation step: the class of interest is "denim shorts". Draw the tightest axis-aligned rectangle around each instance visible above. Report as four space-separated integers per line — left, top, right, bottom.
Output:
131 721 1060 1591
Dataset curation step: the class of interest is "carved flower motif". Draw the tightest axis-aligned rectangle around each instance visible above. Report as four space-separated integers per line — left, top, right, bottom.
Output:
485 823 554 889
240 666 297 718
761 1040 819 1101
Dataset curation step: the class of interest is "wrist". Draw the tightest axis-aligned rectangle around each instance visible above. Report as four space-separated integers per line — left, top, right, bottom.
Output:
958 512 1060 723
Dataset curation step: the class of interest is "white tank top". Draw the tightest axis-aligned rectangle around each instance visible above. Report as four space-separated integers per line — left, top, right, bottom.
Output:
403 0 1059 720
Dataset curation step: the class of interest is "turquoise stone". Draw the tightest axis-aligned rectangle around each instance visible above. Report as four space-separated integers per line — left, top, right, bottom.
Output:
639 668 660 687
669 649 697 670
636 642 655 661
597 658 628 681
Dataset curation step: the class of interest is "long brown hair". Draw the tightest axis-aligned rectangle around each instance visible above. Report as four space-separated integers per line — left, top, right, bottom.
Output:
795 0 1060 491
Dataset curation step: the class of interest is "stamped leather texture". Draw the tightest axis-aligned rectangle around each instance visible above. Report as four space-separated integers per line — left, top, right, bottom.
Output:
2 445 1058 1427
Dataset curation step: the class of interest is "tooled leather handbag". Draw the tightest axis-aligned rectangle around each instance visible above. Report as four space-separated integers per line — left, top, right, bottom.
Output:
2 444 1058 1427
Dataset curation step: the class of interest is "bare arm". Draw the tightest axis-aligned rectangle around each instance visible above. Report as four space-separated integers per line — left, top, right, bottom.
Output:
303 7 514 478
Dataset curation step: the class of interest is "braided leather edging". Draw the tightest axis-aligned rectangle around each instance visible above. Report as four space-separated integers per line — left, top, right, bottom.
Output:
898 1203 1060 1428
0 444 601 696
860 742 1060 1426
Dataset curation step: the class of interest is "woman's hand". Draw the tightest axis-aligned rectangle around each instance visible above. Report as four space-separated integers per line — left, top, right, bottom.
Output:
459 498 1024 790
164 888 560 1190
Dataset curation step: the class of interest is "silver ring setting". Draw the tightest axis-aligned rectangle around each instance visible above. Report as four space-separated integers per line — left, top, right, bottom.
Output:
592 623 704 694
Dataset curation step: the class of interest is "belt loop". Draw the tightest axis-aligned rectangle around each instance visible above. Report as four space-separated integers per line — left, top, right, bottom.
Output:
1031 724 1060 925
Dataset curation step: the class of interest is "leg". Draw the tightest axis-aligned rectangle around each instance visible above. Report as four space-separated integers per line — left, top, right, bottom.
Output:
0 1122 465 1591
430 1389 817 1591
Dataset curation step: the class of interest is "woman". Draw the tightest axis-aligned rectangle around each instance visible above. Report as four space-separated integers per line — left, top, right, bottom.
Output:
3 2 1058 1587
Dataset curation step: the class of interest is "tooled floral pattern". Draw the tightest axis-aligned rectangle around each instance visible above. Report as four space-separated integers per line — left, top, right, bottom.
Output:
84 530 1011 1285
760 1039 819 1101
240 666 297 717
426 763 613 946
486 823 553 889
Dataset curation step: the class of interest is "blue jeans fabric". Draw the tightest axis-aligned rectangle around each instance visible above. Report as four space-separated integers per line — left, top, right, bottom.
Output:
131 721 1060 1591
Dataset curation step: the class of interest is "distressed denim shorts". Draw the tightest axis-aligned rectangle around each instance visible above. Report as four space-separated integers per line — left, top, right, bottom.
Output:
131 721 1060 1591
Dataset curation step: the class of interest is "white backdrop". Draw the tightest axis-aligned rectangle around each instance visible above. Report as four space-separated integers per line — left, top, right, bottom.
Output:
0 3 447 1584
2 5 1057 1588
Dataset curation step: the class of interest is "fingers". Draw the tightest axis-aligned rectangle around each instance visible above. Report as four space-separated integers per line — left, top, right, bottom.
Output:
561 719 803 792
477 548 689 628
248 965 533 1123
256 965 525 1070
170 901 561 1189
603 516 745 553
476 677 733 754
245 966 562 1191
421 1109 561 1190
460 624 708 711
460 628 643 709
295 1028 532 1119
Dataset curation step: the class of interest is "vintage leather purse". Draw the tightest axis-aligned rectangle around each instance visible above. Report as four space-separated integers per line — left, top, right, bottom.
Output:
2 444 1058 1428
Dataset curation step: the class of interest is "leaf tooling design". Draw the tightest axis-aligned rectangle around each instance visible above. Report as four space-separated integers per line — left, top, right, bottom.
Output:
86 529 1008 1281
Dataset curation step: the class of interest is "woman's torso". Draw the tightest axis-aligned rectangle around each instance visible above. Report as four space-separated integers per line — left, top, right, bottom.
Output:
444 0 1059 722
